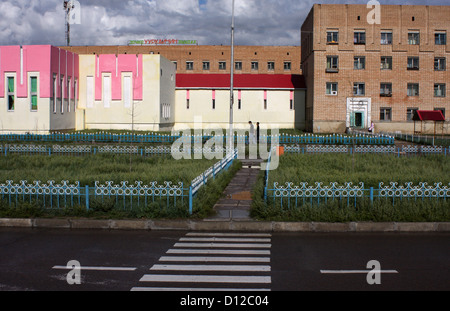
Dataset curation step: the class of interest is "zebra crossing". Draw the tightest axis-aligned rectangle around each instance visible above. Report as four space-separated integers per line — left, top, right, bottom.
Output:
131 232 272 291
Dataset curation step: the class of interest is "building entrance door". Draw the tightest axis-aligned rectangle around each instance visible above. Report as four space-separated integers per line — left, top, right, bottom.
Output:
354 112 363 128
346 98 371 129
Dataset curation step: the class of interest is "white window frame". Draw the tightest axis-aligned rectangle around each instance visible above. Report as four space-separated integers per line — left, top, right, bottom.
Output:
29 74 38 112
434 83 446 97
407 83 419 96
326 82 338 95
6 74 15 112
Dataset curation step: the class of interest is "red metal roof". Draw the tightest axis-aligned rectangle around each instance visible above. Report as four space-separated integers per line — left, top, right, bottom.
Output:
176 74 306 89
413 110 445 121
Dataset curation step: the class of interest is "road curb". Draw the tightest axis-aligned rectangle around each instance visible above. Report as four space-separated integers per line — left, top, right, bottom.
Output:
0 218 450 232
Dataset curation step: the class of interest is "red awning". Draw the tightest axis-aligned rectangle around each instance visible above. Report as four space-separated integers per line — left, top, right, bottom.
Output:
176 74 306 89
413 110 445 121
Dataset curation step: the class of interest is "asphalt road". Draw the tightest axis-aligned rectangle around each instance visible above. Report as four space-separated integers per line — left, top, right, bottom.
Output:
0 228 448 304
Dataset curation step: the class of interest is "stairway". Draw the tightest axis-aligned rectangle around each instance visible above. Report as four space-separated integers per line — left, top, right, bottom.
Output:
205 159 263 221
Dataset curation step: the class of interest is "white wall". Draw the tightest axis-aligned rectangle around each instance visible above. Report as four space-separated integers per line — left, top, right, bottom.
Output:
174 88 305 131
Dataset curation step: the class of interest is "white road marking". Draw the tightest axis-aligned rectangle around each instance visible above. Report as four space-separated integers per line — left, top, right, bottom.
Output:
131 232 273 291
167 249 270 255
159 256 270 262
52 265 136 271
320 270 398 274
179 237 271 242
131 287 271 291
186 232 271 237
139 274 271 283
151 264 271 272
174 242 271 248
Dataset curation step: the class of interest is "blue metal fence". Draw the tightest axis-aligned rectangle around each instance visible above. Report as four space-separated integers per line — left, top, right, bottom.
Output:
0 149 239 214
284 144 449 156
0 132 394 145
265 181 450 209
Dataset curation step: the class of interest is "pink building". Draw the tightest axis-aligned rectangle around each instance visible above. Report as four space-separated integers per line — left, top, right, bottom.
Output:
0 45 79 133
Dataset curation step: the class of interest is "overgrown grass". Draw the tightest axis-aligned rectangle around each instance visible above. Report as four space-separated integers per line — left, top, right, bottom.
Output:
251 153 450 221
0 154 216 186
268 153 450 188
0 155 242 220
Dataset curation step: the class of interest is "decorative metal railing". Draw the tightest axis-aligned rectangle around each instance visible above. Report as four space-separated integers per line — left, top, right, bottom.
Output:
0 149 239 214
284 144 449 156
0 132 394 145
265 181 450 209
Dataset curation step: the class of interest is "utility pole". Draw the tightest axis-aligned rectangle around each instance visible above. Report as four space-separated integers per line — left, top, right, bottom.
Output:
228 0 235 152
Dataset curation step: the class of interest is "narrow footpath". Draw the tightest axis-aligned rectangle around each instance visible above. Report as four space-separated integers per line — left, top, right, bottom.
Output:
205 159 263 221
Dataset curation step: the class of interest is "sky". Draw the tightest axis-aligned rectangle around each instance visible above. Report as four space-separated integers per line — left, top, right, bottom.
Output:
0 0 448 47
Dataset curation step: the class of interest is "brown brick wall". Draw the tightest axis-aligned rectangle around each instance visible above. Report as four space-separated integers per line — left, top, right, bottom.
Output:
61 45 302 75
301 4 450 133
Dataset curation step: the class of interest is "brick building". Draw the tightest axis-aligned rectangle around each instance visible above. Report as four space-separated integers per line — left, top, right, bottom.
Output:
301 4 450 133
62 45 301 75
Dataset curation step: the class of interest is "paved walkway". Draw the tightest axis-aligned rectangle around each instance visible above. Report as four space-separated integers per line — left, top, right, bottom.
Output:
205 159 262 221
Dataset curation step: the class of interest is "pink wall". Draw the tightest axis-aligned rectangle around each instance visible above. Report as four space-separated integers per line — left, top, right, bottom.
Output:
0 45 79 99
51 46 79 100
95 54 143 101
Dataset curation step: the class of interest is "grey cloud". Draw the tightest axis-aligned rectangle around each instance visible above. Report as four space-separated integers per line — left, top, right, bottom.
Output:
0 0 449 46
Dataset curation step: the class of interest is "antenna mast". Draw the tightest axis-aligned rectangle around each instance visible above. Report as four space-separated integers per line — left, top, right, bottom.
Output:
63 1 74 46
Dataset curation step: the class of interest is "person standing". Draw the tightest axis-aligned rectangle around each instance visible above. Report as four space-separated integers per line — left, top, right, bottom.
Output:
249 121 256 144
256 122 260 143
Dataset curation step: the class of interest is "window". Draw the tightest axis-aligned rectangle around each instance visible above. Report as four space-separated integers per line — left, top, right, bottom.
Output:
435 57 446 71
354 56 365 70
434 83 446 97
67 77 71 112
74 78 78 110
407 108 418 121
408 32 420 45
327 31 339 44
123 76 132 108
172 61 177 70
102 75 111 109
290 91 294 110
284 62 291 71
235 61 242 71
186 90 190 109
381 56 392 70
267 62 275 71
7 77 14 111
326 82 338 95
380 83 392 97
186 61 194 70
354 31 366 44
60 75 64 113
219 61 226 70
380 108 392 121
435 32 447 45
381 31 393 45
86 76 94 109
202 61 210 70
434 108 446 118
29 76 38 111
326 56 339 72
407 83 419 96
407 57 419 70
353 82 365 96
264 90 267 110
251 61 258 70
